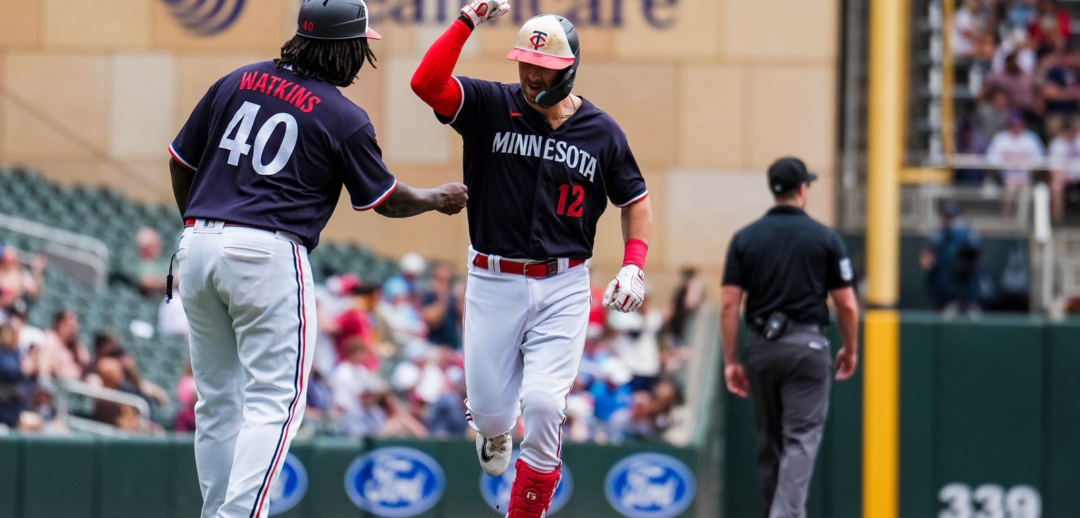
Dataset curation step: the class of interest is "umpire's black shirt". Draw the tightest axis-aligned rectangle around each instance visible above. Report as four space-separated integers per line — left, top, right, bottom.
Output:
722 206 853 327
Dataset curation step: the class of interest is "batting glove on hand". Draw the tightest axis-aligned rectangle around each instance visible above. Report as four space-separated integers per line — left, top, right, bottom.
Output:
461 0 510 27
603 265 646 313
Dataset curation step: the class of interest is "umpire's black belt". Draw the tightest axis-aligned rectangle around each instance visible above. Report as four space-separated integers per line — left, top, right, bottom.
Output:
785 323 824 334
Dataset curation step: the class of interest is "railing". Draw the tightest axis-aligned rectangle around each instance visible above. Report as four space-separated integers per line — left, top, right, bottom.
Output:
0 212 109 287
53 379 153 437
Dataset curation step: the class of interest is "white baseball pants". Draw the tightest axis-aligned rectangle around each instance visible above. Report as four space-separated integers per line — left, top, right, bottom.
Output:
177 221 316 518
463 248 591 472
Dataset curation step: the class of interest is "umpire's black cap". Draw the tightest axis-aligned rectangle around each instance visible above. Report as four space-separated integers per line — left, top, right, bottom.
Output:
297 0 382 41
767 157 817 195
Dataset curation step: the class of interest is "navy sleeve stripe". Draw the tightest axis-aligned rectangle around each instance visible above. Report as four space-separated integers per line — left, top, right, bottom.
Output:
614 190 648 208
353 179 399 211
168 144 197 172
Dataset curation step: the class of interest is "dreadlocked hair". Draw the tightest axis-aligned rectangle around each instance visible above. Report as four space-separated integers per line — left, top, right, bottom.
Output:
275 35 377 88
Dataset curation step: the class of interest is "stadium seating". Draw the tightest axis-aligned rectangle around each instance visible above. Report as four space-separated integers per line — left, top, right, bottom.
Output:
0 167 401 422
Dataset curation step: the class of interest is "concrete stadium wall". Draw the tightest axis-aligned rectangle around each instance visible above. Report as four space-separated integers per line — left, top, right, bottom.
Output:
0 0 840 297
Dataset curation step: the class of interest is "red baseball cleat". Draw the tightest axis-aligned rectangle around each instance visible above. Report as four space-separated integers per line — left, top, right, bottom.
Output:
505 459 561 518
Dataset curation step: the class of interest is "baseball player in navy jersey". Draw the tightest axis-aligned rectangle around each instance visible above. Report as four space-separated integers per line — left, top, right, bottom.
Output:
167 2 467 517
413 2 653 516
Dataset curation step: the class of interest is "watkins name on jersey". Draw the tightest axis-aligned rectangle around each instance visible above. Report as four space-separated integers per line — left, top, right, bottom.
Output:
492 132 598 183
239 71 323 114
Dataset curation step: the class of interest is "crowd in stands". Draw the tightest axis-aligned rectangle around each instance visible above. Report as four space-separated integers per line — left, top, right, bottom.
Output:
0 229 181 435
953 0 1080 221
0 224 703 446
288 257 703 445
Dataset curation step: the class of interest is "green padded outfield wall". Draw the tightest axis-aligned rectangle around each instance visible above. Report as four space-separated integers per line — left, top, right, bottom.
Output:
722 316 1080 518
0 436 700 518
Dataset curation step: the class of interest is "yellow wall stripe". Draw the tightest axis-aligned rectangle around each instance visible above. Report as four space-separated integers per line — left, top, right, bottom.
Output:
864 309 900 518
866 0 906 306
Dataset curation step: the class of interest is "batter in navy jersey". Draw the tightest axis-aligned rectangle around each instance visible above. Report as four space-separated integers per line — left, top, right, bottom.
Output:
413 2 653 516
168 2 466 517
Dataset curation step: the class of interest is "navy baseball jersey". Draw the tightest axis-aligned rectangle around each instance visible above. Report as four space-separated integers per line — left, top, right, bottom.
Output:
437 77 647 260
170 61 397 250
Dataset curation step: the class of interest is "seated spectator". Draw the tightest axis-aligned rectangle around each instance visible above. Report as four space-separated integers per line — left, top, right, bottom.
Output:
85 332 169 408
0 247 45 316
984 52 1040 120
1049 117 1080 222
578 331 613 386
377 277 429 356
626 391 658 441
342 377 428 439
992 31 1038 75
668 267 705 347
920 203 986 314
331 285 380 368
158 287 190 337
563 376 596 443
975 90 1013 145
953 0 985 59
986 110 1045 213
376 391 429 439
331 337 382 415
590 359 633 442
175 363 197 433
40 311 90 382
608 296 663 393
413 346 466 436
1029 0 1071 55
305 366 335 421
128 228 171 299
957 118 991 184
652 379 680 437
1006 0 1039 35
91 357 144 432
0 325 28 429
8 304 45 354
1037 35 1080 137
421 262 463 350
390 253 426 298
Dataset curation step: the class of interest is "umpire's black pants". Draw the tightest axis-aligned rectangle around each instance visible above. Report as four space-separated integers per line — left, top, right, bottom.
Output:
745 327 832 518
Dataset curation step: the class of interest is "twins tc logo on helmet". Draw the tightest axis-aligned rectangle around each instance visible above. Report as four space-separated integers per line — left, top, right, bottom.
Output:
604 453 696 518
530 31 549 49
344 447 446 517
479 450 574 514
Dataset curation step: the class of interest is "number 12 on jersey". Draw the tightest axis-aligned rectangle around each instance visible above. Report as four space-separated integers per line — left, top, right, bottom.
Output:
557 184 584 218
219 101 298 176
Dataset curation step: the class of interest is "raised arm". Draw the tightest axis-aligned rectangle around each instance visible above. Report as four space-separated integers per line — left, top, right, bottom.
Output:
410 0 508 116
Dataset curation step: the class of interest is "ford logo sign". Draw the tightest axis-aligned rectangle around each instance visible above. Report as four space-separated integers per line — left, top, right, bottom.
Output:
479 450 574 515
344 447 446 517
604 453 696 518
268 453 308 516
160 0 248 36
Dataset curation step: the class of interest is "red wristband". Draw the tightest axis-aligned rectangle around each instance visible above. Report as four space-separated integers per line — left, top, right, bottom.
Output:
622 239 648 269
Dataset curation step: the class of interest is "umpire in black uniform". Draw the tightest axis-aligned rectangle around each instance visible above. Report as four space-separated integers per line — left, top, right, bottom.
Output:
721 157 860 518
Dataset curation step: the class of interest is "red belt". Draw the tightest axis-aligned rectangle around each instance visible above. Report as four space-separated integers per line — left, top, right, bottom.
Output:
472 253 584 279
184 219 277 233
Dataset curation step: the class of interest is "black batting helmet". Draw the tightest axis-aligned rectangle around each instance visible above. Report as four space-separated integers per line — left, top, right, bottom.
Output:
297 0 382 41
